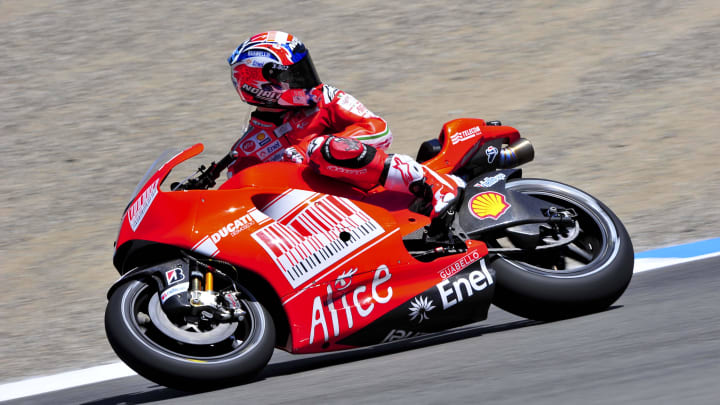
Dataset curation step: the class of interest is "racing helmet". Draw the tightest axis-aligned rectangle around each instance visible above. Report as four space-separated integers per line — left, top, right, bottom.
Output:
228 31 321 108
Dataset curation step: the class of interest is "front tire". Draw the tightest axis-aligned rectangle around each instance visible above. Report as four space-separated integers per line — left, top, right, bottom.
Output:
489 179 634 321
105 279 275 390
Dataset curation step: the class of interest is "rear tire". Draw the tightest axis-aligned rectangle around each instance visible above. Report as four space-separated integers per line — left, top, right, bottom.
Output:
105 279 275 390
489 179 634 321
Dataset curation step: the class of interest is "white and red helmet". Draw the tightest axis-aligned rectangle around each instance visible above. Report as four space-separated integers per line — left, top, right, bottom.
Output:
228 31 321 108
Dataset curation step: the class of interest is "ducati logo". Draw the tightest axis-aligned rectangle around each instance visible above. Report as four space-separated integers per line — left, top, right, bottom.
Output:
165 267 185 284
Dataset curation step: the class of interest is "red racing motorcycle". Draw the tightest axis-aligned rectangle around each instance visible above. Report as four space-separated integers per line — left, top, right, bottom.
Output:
105 118 633 390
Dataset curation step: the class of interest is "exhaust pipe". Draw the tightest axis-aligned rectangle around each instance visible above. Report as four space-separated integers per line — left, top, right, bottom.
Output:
498 137 534 168
467 137 535 174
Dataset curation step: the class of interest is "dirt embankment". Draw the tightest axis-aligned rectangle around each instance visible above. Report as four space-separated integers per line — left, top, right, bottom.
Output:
1 0 718 381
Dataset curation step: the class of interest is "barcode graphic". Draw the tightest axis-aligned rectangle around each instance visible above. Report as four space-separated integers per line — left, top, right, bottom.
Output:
252 194 384 288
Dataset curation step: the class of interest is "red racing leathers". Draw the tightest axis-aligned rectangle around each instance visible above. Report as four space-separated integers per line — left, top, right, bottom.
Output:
227 84 463 218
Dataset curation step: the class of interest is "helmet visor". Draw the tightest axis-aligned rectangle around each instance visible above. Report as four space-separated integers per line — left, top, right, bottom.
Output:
262 52 320 89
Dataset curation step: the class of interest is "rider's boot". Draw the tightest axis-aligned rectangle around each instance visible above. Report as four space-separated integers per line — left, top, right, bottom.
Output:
419 166 466 220
382 154 465 220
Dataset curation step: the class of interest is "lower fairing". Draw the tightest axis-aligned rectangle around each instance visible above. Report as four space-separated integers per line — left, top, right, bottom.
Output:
339 259 495 346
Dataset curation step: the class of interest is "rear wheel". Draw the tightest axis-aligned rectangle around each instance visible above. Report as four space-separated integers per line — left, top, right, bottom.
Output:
487 179 634 320
105 279 275 390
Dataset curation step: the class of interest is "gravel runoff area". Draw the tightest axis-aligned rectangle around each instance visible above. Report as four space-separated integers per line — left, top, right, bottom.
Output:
1 0 719 382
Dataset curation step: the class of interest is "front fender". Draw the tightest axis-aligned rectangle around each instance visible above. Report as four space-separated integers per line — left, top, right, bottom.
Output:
106 257 189 299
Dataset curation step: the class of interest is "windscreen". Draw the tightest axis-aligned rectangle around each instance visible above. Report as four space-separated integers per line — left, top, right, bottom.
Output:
127 148 184 204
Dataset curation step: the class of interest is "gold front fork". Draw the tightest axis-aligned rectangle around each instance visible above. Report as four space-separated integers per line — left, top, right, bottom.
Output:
204 271 214 291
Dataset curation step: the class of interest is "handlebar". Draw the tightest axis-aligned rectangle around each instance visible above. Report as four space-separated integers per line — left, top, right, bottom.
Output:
206 150 239 181
173 150 238 190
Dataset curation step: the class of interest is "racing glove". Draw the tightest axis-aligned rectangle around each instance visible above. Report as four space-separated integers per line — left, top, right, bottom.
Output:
283 146 306 164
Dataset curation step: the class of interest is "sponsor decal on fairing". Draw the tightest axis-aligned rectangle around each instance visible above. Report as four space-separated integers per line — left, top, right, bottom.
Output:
127 178 160 231
309 265 393 344
438 250 482 279
252 190 384 288
450 126 482 145
436 260 494 310
192 209 269 257
334 268 358 291
408 296 436 324
468 191 511 220
336 258 495 347
475 173 507 188
160 282 189 303
165 266 185 284
382 329 427 343
485 145 499 164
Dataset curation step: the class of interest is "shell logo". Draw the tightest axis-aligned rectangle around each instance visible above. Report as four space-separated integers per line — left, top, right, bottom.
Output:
468 192 511 220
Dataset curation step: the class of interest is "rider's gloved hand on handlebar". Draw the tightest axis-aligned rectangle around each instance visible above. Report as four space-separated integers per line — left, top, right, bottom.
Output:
283 146 306 164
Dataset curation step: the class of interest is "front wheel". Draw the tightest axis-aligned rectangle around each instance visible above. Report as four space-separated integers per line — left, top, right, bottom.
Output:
488 179 634 321
105 279 275 390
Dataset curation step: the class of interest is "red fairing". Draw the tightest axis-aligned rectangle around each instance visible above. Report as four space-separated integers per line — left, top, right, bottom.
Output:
285 239 488 353
423 118 521 174
116 141 498 353
221 162 426 239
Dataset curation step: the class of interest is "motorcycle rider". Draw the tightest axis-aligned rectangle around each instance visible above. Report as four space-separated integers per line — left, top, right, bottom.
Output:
226 31 465 219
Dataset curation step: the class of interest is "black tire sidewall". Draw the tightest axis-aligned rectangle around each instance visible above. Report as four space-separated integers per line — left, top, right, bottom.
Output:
490 179 634 319
105 279 275 389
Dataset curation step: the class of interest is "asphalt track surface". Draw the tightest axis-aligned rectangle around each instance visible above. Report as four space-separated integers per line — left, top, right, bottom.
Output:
8 257 719 405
